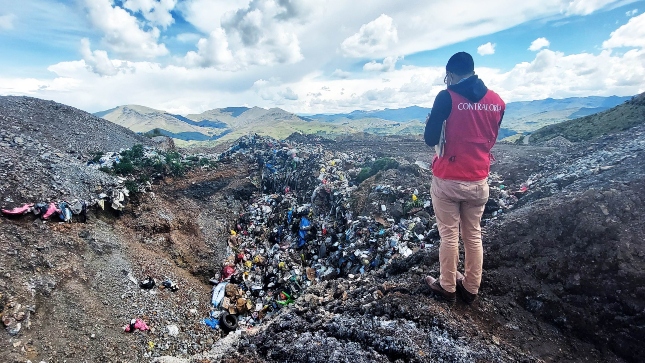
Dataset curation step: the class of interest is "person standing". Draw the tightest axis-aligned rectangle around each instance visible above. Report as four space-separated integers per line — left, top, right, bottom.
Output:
424 52 505 305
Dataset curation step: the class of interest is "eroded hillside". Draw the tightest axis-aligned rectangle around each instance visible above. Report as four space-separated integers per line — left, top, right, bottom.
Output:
1 97 643 363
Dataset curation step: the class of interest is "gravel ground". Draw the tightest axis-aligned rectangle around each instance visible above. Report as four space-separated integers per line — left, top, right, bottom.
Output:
0 96 150 204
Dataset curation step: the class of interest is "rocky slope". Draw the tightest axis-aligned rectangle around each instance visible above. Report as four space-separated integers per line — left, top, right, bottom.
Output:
0 96 150 204
485 123 645 360
0 96 263 362
1 96 643 363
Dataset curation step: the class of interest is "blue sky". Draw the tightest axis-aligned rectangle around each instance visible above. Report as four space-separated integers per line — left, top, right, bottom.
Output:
0 0 644 114
404 5 640 71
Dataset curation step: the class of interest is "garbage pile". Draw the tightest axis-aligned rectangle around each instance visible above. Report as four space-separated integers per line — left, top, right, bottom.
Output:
1 132 534 340
1 187 131 222
86 147 166 171
205 135 447 333
486 172 522 216
1 144 220 222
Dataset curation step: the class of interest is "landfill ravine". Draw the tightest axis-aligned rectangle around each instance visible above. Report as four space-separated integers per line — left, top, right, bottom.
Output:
1 96 643 363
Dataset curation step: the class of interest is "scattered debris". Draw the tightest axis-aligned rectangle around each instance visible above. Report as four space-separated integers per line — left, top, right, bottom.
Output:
166 325 179 337
161 278 179 292
123 318 150 333
139 277 156 290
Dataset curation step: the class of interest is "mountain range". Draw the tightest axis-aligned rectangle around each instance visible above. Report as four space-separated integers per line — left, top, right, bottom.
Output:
95 95 633 145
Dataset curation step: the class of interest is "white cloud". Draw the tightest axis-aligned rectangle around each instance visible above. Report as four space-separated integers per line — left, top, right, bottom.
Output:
82 0 169 59
363 55 402 72
32 59 273 113
529 37 551 51
183 29 235 69
341 14 398 57
180 0 252 33
0 13 15 30
400 72 444 94
123 0 178 28
0 77 45 94
563 0 625 15
253 79 300 102
527 49 560 72
177 1 637 69
80 38 119 76
603 12 645 49
3 0 645 115
8 37 643 115
221 4 304 66
625 8 638 16
252 79 270 89
490 47 645 101
332 69 351 79
279 87 298 100
477 42 496 56
363 87 397 102
182 0 305 69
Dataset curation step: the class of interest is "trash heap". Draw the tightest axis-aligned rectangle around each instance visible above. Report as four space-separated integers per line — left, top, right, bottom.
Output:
2 144 222 222
206 135 445 333
86 147 167 172
485 172 522 216
1 187 131 222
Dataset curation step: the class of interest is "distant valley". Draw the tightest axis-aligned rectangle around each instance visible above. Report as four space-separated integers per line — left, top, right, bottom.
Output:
95 95 633 145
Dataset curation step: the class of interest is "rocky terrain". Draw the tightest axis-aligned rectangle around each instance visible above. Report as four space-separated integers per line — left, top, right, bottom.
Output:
0 96 151 203
0 96 643 363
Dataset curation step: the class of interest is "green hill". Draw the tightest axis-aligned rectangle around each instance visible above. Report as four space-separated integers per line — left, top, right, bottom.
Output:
94 95 637 145
528 93 645 143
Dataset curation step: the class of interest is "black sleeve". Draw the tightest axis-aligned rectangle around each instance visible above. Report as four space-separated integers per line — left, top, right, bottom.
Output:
499 110 504 126
424 90 452 147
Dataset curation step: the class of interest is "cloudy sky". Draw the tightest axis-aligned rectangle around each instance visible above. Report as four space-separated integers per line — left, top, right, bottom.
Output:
0 0 644 114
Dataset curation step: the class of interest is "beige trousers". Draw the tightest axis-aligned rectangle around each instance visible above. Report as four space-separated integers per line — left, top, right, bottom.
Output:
431 176 489 294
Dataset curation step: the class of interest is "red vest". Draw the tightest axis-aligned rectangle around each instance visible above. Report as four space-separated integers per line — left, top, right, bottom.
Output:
432 89 505 181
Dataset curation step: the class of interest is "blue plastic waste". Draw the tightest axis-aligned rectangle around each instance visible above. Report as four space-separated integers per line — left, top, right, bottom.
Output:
298 217 310 248
203 317 219 329
57 202 72 222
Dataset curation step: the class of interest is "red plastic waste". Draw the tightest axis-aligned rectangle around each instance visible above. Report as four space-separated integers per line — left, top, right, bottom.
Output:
1 203 33 215
123 318 149 332
42 203 60 220
222 265 235 279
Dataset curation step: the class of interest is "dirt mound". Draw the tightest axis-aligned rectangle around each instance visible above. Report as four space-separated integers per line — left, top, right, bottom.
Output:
0 96 149 154
0 96 150 205
541 135 573 148
486 180 645 362
232 270 539 363
484 123 645 362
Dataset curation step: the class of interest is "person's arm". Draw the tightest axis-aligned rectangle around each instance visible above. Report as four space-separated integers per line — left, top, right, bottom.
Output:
499 110 504 126
424 90 452 147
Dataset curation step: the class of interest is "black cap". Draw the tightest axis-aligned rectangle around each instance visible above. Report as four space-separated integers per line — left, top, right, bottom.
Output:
446 52 474 75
